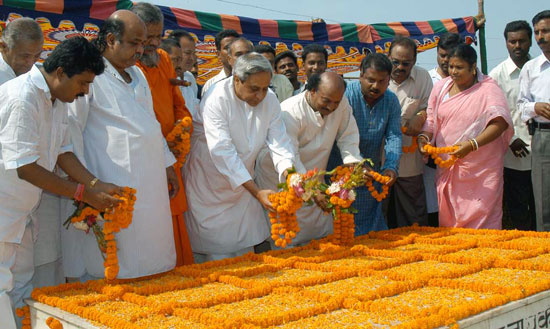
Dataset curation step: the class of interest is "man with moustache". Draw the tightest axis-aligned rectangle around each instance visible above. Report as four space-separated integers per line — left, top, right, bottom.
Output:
201 29 239 96
387 36 433 229
168 30 200 119
428 33 462 83
519 10 550 231
255 72 362 246
62 10 180 280
0 37 118 329
275 50 302 95
0 17 66 289
133 2 193 266
254 44 294 102
490 20 535 231
330 53 401 235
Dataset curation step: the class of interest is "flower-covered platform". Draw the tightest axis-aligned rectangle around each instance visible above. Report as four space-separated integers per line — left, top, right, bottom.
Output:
27 226 550 328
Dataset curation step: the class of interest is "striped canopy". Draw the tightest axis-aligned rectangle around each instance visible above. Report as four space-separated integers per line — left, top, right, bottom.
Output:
0 0 478 83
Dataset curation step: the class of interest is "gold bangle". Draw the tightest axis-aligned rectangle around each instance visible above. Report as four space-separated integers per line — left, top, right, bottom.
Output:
469 139 476 151
89 178 99 189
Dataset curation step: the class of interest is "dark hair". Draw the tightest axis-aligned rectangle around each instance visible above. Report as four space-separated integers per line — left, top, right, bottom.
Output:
169 29 194 43
305 72 346 91
437 33 462 51
533 10 550 26
448 43 477 67
389 36 418 58
131 2 163 25
159 38 180 54
254 44 275 56
93 17 125 53
43 36 104 77
214 29 240 51
226 37 253 55
360 53 392 75
504 20 532 40
302 44 328 62
274 50 298 68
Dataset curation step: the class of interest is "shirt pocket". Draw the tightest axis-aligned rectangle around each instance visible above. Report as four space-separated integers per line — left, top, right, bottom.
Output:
401 97 421 121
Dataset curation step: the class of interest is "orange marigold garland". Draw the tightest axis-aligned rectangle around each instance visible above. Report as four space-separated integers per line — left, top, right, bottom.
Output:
166 116 193 169
366 170 391 202
268 189 302 248
103 186 137 280
423 144 459 168
46 316 64 329
16 306 30 329
401 126 418 153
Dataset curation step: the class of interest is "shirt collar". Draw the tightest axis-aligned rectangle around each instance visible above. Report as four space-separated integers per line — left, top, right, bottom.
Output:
0 53 16 78
29 64 52 100
103 57 132 83
536 54 550 69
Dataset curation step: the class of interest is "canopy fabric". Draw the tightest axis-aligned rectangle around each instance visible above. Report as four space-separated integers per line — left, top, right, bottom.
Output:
0 1 477 84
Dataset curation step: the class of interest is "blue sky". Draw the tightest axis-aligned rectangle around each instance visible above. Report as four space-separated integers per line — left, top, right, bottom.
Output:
144 0 548 71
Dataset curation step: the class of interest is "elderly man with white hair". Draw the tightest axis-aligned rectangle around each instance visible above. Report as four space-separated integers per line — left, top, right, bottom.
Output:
0 17 43 84
184 52 295 262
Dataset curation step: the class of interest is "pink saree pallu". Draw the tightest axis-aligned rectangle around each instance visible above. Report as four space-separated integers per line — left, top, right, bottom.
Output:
423 73 514 229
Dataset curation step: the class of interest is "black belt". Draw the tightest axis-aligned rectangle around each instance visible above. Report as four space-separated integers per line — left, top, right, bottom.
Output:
533 121 550 129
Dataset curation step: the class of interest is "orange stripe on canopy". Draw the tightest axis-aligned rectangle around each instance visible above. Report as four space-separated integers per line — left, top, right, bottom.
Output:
35 0 64 14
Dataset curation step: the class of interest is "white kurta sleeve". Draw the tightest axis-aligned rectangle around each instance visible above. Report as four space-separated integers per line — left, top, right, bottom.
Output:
281 109 306 174
266 99 295 179
0 100 41 170
335 98 362 164
203 97 252 190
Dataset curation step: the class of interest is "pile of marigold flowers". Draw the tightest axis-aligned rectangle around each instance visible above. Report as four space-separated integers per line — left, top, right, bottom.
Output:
29 226 550 328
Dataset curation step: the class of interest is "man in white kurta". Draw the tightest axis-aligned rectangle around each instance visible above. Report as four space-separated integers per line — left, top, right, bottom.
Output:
255 72 362 246
63 10 177 279
0 17 61 288
184 53 294 262
0 37 116 329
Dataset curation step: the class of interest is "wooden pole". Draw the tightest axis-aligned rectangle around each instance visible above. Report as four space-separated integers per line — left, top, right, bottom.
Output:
477 0 488 74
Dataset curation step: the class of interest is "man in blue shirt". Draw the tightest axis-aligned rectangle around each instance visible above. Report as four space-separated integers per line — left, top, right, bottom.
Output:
328 53 402 235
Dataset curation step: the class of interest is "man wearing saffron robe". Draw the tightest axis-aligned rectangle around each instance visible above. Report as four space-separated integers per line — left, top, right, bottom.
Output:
133 2 194 266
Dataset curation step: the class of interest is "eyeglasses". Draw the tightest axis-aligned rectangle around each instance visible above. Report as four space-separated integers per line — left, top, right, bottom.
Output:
390 59 412 68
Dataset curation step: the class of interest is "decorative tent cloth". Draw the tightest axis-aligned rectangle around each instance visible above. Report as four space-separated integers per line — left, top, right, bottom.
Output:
0 0 477 84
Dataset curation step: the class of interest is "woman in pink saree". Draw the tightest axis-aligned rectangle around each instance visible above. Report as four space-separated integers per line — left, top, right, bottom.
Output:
418 44 513 229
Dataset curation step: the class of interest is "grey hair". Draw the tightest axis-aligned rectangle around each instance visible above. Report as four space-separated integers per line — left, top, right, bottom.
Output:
226 37 253 56
233 52 273 82
1 18 43 49
131 2 163 25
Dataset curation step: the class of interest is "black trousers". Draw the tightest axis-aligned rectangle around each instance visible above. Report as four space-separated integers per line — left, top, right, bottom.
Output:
503 167 536 231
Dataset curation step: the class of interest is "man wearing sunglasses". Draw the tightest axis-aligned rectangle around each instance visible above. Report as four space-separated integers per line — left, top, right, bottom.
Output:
387 36 433 229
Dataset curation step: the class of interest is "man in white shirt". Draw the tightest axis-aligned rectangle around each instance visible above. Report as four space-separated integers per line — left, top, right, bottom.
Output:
426 33 462 227
167 30 200 120
255 72 362 246
428 33 461 83
490 20 535 231
255 44 294 102
201 29 239 97
0 37 120 329
275 51 303 95
0 17 62 289
63 10 179 280
184 53 295 262
519 10 550 231
299 44 328 93
0 18 43 85
387 36 433 228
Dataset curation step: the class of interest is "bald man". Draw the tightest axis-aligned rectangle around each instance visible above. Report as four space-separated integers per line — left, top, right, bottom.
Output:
63 10 179 280
255 71 362 247
0 18 43 84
